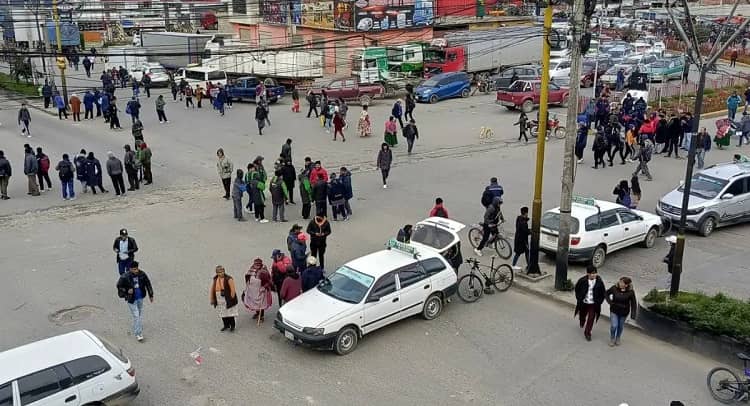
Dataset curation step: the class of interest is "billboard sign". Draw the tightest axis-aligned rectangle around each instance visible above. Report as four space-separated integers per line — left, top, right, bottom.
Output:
353 0 433 31
300 0 334 29
261 0 301 24
46 20 80 46
334 0 354 30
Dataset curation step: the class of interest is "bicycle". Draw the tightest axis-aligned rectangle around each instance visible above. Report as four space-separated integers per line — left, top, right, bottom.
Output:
457 257 514 303
707 352 750 403
468 221 512 259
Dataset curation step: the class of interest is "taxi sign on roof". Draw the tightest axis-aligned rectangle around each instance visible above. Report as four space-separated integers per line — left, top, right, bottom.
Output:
386 239 419 258
572 195 596 206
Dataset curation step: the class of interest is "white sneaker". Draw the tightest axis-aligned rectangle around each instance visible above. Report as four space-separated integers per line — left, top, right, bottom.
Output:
577 159 584 164
383 184 387 189
512 266 522 270
259 219 269 224
69 196 76 200
136 335 143 342
474 248 483 257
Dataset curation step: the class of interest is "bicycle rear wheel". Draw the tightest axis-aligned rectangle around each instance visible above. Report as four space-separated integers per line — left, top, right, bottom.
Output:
493 236 513 259
491 264 514 292
707 367 744 404
555 127 567 139
457 274 484 303
468 227 483 249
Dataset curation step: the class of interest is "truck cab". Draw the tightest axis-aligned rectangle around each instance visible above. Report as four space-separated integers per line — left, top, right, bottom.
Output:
423 39 465 77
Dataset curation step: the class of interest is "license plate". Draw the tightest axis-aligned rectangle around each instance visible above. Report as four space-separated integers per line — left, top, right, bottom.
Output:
284 331 294 341
545 234 557 244
500 101 515 107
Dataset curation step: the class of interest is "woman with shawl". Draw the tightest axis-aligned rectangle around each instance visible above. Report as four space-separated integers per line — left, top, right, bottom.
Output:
358 105 372 137
243 257 273 323
209 265 239 331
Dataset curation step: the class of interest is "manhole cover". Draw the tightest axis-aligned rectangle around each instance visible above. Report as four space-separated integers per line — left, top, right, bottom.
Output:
48 305 104 326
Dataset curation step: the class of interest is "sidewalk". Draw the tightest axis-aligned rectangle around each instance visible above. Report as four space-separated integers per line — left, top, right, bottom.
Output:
511 260 643 330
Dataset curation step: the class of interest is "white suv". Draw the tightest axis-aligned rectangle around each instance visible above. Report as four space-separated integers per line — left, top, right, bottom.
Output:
657 161 750 236
0 330 139 405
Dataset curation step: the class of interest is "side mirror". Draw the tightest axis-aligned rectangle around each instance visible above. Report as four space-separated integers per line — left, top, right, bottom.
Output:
366 295 380 303
721 193 735 200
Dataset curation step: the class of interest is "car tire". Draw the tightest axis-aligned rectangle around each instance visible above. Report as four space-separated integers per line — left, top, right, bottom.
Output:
334 326 358 356
699 216 716 237
461 88 470 98
560 95 569 107
359 95 371 106
521 99 534 113
429 94 438 104
422 294 443 320
591 245 607 268
643 227 658 248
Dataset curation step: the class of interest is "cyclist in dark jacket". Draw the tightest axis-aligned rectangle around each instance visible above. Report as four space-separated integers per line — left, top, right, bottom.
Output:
474 197 504 256
481 177 504 208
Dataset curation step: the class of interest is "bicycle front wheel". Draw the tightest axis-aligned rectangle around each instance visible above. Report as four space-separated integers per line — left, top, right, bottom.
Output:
555 127 567 139
493 236 513 259
491 264 514 292
457 274 484 303
468 227 483 249
707 367 744 404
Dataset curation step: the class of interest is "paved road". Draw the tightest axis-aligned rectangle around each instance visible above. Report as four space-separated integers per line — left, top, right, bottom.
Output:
0 182 723 405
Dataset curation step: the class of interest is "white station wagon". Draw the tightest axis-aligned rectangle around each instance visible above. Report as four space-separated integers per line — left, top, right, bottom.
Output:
274 217 464 355
539 198 663 268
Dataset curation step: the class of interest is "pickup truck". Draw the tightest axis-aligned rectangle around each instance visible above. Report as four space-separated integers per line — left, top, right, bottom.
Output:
496 80 569 113
311 77 384 105
227 76 285 103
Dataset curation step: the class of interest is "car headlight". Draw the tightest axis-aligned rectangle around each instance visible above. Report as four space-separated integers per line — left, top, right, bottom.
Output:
686 207 704 215
302 327 324 336
422 89 431 94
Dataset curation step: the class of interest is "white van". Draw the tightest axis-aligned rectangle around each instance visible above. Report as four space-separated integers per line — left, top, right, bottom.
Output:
173 66 227 87
0 330 139 405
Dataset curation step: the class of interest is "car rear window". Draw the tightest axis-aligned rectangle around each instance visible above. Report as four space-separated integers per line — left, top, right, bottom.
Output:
65 356 111 385
411 224 454 250
541 212 580 234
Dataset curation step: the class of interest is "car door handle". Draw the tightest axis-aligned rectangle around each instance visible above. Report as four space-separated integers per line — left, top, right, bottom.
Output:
65 395 77 403
423 284 430 289
603 233 609 237
392 298 399 303
624 228 629 231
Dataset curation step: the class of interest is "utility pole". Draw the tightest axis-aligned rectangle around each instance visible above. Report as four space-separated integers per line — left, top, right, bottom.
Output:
526 0 553 275
32 0 47 78
52 0 68 108
555 0 590 288
665 0 750 297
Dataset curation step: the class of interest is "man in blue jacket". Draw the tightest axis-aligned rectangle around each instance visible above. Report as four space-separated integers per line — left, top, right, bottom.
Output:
83 90 95 120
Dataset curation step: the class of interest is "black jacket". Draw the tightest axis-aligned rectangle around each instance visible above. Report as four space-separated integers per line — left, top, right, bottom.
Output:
574 275 606 321
116 271 153 304
0 157 11 177
307 218 331 247
606 285 637 318
113 237 139 263
312 179 328 202
513 216 530 253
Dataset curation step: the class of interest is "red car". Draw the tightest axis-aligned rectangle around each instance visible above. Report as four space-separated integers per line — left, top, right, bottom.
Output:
496 80 570 113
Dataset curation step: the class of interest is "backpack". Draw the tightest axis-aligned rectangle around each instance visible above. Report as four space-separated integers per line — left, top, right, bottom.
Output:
481 190 493 208
125 103 132 115
39 155 50 172
75 156 85 173
58 161 73 179
434 206 448 218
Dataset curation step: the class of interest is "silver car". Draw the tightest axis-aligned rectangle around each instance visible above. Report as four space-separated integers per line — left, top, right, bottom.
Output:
131 63 170 87
656 162 750 236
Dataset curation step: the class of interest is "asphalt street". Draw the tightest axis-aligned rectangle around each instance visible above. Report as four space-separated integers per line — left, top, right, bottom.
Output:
0 177 723 405
0 63 748 405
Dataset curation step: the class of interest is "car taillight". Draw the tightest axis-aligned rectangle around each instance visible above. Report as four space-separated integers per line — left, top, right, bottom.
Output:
571 237 581 246
146 73 152 77
127 367 135 377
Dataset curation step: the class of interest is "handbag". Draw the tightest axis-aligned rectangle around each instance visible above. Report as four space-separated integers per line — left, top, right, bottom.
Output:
239 183 247 192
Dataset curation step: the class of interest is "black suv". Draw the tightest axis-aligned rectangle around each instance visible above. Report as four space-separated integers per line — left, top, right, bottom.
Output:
491 65 543 90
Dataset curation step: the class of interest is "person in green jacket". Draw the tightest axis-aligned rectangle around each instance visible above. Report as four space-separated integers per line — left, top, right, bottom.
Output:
138 141 153 185
246 164 268 223
298 165 313 220
270 170 288 222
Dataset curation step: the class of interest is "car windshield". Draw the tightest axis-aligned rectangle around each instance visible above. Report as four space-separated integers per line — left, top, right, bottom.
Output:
541 212 580 234
421 77 440 87
509 81 527 91
150 68 166 74
678 174 728 199
317 266 374 304
423 49 445 63
608 49 627 58
411 224 456 250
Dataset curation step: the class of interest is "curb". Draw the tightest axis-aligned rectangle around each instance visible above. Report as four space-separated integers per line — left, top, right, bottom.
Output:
511 280 643 331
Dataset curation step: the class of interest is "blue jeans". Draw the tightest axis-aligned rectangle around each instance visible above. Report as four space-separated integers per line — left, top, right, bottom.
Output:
696 149 705 169
729 107 737 120
610 312 626 340
61 179 75 199
127 299 144 336
117 258 132 275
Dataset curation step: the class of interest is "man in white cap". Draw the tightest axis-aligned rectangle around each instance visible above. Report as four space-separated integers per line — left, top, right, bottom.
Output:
113 229 139 275
663 235 677 289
